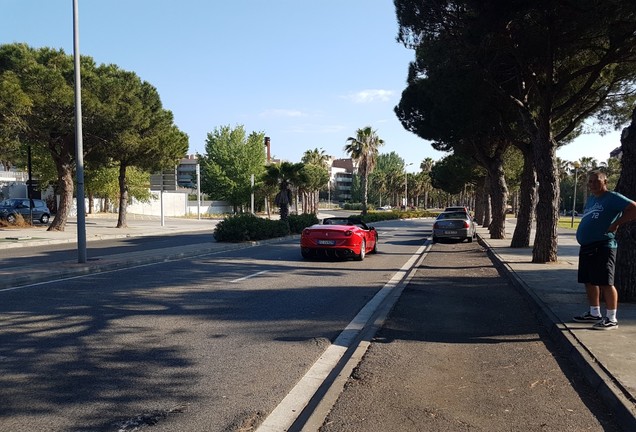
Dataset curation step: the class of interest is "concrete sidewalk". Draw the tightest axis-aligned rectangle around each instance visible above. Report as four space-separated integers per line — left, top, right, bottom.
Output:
1 216 635 429
0 213 218 249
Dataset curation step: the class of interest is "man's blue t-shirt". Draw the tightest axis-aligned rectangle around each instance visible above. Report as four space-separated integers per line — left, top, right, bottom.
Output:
576 191 631 248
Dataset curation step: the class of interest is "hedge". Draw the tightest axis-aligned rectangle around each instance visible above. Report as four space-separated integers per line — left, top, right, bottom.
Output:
214 213 319 242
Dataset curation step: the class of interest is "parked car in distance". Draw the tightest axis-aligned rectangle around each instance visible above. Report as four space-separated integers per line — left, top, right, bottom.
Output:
0 198 51 224
432 211 476 243
377 205 392 211
300 217 378 261
444 206 469 213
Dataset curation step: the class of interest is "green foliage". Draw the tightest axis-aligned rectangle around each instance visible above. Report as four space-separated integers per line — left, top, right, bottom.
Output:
200 125 266 210
211 208 440 242
301 148 329 167
213 213 289 242
502 146 524 190
430 154 480 195
345 126 385 214
558 217 579 230
125 167 154 203
262 161 303 221
369 152 407 206
348 209 438 223
211 213 320 242
287 213 319 234
0 43 188 229
85 166 119 201
342 202 364 211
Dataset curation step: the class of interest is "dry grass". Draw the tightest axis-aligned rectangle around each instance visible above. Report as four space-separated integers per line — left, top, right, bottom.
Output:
0 214 34 229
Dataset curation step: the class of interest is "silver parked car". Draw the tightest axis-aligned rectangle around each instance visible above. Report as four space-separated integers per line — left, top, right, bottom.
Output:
432 211 476 243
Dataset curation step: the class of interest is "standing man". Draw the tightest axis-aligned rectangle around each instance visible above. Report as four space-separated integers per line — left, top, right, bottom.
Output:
573 170 636 330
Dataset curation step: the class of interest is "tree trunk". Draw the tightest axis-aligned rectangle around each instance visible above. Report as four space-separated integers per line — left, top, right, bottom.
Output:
483 194 491 228
48 162 73 232
476 144 509 240
362 173 368 215
481 174 491 228
47 136 75 232
487 160 508 239
511 143 537 248
615 107 636 302
473 179 485 225
116 163 128 228
531 126 559 263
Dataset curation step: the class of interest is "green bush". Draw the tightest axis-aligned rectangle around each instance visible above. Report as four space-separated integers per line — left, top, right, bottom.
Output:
287 213 319 234
354 209 438 224
213 209 436 242
214 213 289 242
342 202 363 211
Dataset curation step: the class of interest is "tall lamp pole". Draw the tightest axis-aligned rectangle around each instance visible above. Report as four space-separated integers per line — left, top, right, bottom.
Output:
571 161 580 228
73 0 87 263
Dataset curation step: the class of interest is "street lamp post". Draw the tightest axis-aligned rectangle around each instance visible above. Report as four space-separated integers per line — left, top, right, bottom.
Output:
571 162 580 228
196 162 201 220
72 0 87 263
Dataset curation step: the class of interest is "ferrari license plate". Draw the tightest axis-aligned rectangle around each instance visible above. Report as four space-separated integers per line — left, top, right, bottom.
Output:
317 240 336 245
444 230 458 235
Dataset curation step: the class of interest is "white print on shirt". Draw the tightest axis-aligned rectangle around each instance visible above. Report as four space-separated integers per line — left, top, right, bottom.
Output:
583 202 604 219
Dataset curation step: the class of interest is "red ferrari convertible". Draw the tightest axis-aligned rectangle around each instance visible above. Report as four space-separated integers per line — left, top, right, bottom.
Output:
300 217 378 260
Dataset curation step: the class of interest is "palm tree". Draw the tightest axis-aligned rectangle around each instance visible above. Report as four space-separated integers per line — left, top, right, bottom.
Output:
262 162 303 221
302 148 329 168
556 157 570 182
370 171 389 207
599 157 621 190
575 157 598 208
344 126 384 215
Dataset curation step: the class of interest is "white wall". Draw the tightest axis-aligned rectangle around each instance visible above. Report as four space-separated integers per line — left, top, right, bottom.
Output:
127 192 188 216
186 200 233 216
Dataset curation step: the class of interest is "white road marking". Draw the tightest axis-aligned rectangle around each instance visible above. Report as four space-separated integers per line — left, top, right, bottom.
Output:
230 270 270 283
256 243 430 432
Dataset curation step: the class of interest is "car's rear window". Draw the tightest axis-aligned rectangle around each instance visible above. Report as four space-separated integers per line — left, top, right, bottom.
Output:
438 212 468 219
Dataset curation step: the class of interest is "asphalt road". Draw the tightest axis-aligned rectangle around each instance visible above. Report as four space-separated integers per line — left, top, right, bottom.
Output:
0 219 429 432
320 240 623 432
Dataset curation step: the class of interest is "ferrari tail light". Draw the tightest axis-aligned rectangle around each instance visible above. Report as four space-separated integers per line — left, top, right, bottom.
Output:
433 222 439 229
463 221 470 228
302 229 310 236
344 230 353 236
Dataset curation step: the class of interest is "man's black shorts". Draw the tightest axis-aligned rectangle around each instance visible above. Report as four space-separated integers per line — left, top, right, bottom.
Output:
578 242 616 286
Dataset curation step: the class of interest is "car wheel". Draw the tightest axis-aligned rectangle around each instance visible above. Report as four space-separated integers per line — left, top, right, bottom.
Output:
355 240 366 261
432 236 438 244
40 214 50 224
371 236 378 253
467 235 473 243
301 249 311 259
6 214 16 224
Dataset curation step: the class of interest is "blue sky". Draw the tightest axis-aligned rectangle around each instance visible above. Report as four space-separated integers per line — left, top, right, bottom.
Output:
1 0 625 171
